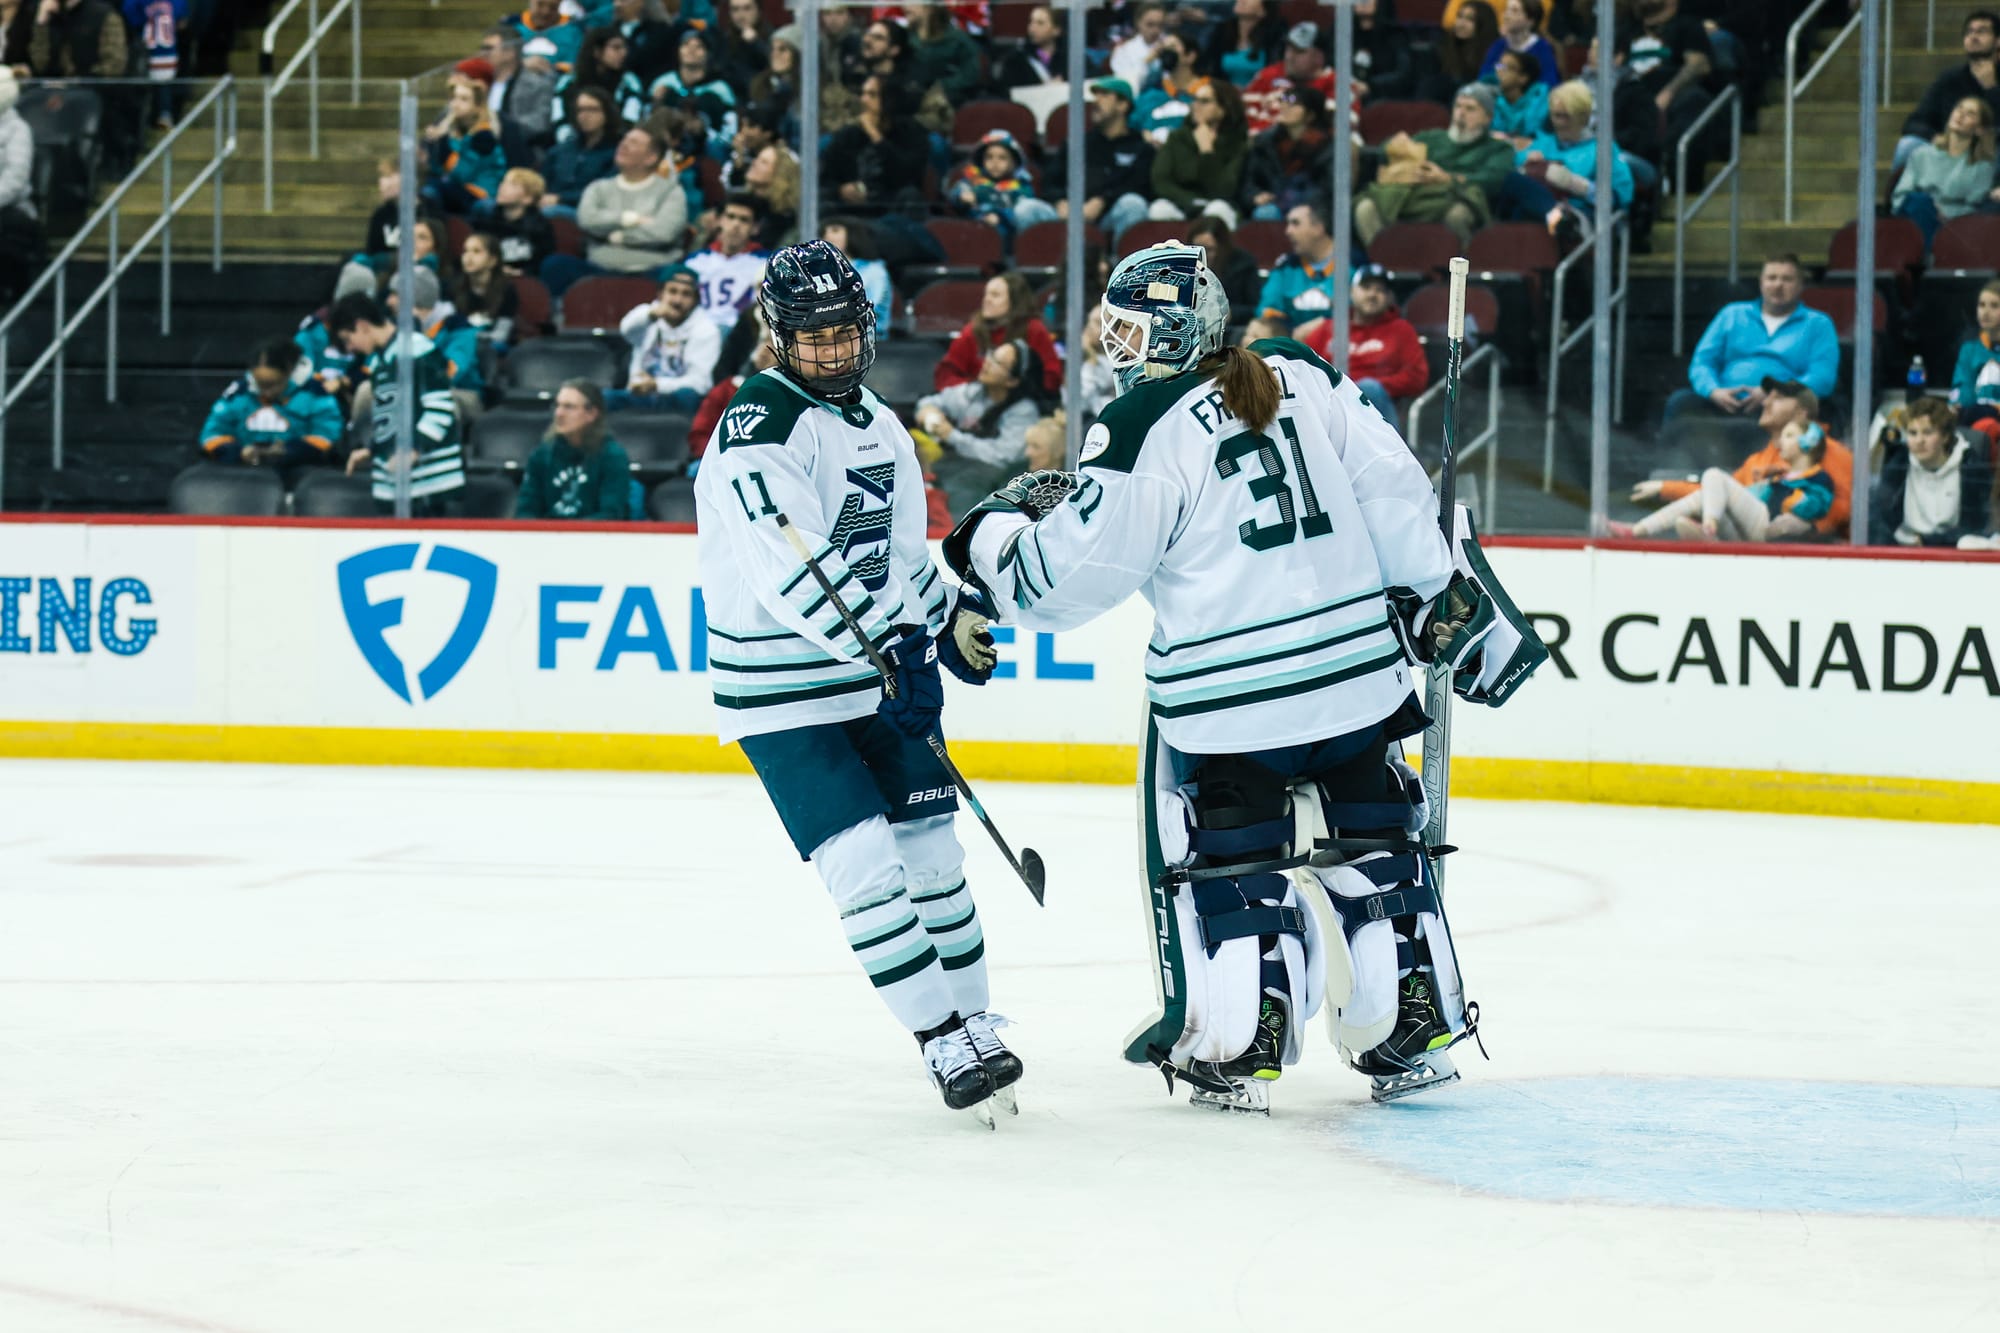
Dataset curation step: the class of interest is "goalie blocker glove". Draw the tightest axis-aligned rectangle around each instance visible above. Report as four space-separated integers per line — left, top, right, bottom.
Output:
1389 505 1549 707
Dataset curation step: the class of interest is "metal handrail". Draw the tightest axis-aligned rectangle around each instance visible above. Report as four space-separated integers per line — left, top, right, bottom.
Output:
1404 343 1503 525
1672 86 1742 356
1543 211 1631 492
1784 0 1865 223
0 79 239 508
262 0 363 210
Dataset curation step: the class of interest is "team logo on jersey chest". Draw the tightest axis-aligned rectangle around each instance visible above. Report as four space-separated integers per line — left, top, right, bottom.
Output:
721 403 771 444
835 462 896 591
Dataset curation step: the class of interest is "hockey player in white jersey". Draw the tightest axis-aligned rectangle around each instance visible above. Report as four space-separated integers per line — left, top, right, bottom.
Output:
693 240 1024 1122
942 243 1547 1110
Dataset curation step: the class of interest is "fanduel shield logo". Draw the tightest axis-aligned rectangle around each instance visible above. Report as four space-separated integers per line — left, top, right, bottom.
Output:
337 543 498 703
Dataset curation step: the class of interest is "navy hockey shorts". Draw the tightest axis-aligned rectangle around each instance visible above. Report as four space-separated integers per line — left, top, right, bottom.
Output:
738 714 961 860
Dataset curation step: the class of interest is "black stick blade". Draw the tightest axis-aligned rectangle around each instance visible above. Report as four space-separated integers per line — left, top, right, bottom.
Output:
1020 849 1046 906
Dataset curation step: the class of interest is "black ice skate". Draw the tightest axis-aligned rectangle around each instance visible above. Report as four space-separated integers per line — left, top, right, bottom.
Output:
1352 971 1461 1103
962 1011 1023 1116
1188 994 1287 1116
918 1018 998 1127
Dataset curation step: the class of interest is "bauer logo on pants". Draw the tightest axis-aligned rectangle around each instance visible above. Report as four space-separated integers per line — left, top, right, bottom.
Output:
337 543 499 704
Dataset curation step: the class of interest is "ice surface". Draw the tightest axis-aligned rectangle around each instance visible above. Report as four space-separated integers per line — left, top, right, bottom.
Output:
0 760 1995 1332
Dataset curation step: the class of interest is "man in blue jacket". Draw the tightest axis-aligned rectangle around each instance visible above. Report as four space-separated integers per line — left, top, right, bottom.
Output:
1664 254 1839 464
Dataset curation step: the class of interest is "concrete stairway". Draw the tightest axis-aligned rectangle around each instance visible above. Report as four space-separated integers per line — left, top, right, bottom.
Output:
110 0 501 260
1655 0 1992 272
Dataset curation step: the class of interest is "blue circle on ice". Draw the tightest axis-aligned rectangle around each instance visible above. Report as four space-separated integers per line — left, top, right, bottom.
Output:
1335 1077 2000 1219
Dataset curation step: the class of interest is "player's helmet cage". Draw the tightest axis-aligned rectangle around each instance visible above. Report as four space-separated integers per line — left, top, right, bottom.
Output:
758 239 878 402
1099 242 1230 393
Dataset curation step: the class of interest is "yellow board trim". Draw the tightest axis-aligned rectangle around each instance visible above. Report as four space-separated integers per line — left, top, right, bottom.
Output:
0 721 1993 824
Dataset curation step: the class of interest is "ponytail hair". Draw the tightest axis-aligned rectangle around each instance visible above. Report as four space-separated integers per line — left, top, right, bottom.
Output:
1214 345 1281 433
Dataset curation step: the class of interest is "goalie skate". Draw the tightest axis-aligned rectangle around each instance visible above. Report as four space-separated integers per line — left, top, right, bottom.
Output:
1187 1071 1272 1116
1368 1050 1460 1103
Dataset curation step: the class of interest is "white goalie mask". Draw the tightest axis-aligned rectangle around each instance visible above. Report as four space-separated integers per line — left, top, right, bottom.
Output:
1098 242 1230 393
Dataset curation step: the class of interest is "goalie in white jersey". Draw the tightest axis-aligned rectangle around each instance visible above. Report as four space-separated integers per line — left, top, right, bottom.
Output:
943 243 1547 1110
693 241 1022 1120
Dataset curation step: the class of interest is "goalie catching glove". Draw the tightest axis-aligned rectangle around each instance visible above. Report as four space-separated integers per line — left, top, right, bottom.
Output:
1391 505 1549 707
941 469 1079 588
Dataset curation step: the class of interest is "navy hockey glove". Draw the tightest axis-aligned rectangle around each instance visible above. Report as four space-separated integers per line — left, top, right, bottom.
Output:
937 586 998 686
878 627 945 738
942 469 1079 584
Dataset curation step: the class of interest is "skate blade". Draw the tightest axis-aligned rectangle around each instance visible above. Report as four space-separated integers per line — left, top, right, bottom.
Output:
1369 1058 1460 1104
1188 1081 1271 1116
969 1099 997 1130
991 1084 1019 1116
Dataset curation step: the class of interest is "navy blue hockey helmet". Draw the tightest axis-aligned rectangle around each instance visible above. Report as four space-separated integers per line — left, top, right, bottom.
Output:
758 239 878 402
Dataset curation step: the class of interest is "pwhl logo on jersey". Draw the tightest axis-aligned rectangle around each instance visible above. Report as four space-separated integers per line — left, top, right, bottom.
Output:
338 543 498 703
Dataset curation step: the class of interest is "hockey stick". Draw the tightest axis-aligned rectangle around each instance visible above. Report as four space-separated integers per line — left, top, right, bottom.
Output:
1419 257 1468 892
773 513 1047 906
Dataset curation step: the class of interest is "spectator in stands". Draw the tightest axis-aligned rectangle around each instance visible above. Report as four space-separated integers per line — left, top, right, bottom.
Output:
651 27 737 158
910 2 980 104
821 77 932 258
1617 0 1714 179
717 110 775 197
1893 10 2000 173
997 5 1064 91
1954 280 2000 420
689 193 769 334
1185 215 1261 325
947 129 1041 245
507 0 580 74
1355 83 1514 248
539 86 620 217
541 125 688 295
689 316 776 469
743 142 799 246
27 0 125 79
1149 78 1249 229
1892 96 1999 253
1422 0 1500 104
914 339 1045 510
854 15 915 88
1480 0 1558 86
715 0 772 85
331 292 468 514
1621 380 1852 540
1109 2 1167 90
558 27 645 132
517 380 634 520
423 73 507 214
1637 416 1837 542
1031 78 1153 244
745 38 798 144
1492 48 1550 142
1301 265 1427 430
1871 394 1995 546
452 232 519 346
1135 32 1202 145
604 0 676 88
610 265 719 413
935 271 1063 395
3 0 31 78
1667 256 1839 459
1245 22 1337 136
0 65 37 302
387 267 483 419
475 30 555 150
1204 0 1287 89
1500 78 1633 241
199 338 344 473
1244 86 1331 223
338 202 447 302
124 0 187 131
1023 410 1065 473
480 166 555 275
772 4 863 95
1253 201 1339 330
1353 0 1414 103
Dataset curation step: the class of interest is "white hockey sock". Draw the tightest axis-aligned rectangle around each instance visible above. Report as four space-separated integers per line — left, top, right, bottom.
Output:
910 877 989 1017
841 888 959 1033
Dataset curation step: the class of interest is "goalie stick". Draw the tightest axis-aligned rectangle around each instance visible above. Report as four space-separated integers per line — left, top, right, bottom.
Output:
774 513 1047 906
1420 257 1468 890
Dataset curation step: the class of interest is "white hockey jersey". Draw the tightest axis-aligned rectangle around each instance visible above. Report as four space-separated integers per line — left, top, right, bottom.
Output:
687 244 770 332
967 338 1454 754
693 368 951 743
